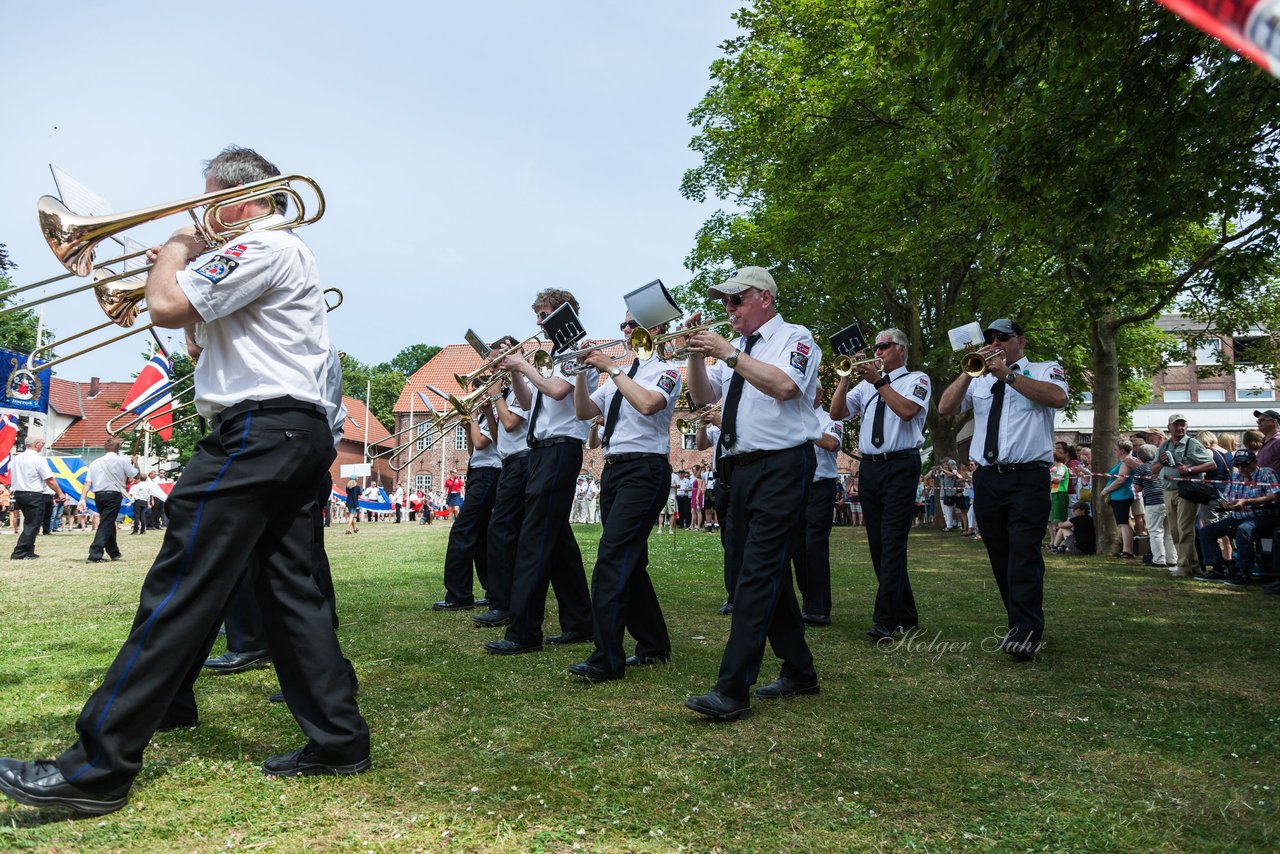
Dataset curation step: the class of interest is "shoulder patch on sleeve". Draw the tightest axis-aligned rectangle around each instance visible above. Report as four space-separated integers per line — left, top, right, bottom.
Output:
795 342 811 356
223 244 249 258
664 369 680 380
789 351 809 373
194 255 239 284
831 421 843 435
1050 365 1066 381
912 384 928 401
657 374 676 394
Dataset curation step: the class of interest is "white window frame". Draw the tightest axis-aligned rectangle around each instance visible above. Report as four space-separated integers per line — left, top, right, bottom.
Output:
1197 389 1226 402
454 424 467 451
1162 390 1191 403
416 474 432 491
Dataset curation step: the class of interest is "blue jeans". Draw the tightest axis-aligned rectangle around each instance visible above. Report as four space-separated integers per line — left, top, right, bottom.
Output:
1198 516 1277 575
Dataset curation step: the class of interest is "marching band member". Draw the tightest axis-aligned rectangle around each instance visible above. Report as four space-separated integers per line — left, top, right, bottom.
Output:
938 318 1067 661
486 290 595 654
566 311 681 681
433 378 503 611
830 328 930 640
791 390 843 626
682 266 822 721
696 413 738 614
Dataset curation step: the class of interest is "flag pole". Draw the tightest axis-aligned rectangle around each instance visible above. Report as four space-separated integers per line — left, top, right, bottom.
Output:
362 378 371 489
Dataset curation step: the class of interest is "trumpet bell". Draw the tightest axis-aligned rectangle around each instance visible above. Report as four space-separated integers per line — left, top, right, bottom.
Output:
834 355 882 377
961 349 990 378
631 328 655 361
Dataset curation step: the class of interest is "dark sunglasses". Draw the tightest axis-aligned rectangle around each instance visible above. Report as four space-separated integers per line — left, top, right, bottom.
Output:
721 290 756 307
619 319 639 331
984 330 1014 343
873 341 898 351
536 310 550 321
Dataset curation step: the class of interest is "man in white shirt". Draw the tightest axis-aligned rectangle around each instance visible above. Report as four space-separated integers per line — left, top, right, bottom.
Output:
0 147 369 818
8 436 64 560
84 437 138 563
939 318 1067 661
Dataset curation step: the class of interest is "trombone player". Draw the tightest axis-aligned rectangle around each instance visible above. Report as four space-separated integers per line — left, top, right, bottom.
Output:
566 311 681 682
829 328 930 641
0 147 369 817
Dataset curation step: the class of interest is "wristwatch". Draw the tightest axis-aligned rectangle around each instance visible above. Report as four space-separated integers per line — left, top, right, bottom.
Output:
1004 370 1019 384
608 367 622 378
873 375 891 389
725 352 739 370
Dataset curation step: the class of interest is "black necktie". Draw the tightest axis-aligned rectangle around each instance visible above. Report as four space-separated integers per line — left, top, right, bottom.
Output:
871 372 890 448
984 364 1015 463
601 360 640 448
719 333 760 450
526 388 544 445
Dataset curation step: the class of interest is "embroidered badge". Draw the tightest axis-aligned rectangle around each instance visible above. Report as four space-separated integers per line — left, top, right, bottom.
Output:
795 342 811 356
223 244 249 258
195 255 239 284
1050 365 1066 381
789 351 809 372
912 384 928 401
831 422 843 434
657 374 676 394
664 369 680 380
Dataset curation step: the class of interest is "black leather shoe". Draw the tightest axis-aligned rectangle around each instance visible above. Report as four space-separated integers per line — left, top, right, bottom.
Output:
685 690 751 721
717 601 734 615
11 555 38 561
568 661 623 683
485 638 542 655
261 744 371 777
269 692 285 703
802 613 832 626
474 598 490 608
546 630 592 645
755 675 820 700
109 554 122 561
0 758 129 815
203 650 271 674
471 609 510 627
432 600 475 611
1000 635 1037 662
156 715 198 733
866 625 894 642
626 653 670 667
86 557 107 564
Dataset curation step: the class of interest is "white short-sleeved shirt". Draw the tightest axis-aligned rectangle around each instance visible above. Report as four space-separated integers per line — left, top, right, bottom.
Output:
705 314 821 455
703 424 726 472
10 449 53 493
838 367 930 455
87 451 137 495
590 357 681 456
470 421 502 470
177 215 329 418
496 387 529 461
128 482 150 502
529 362 599 444
814 412 842 481
962 360 1067 466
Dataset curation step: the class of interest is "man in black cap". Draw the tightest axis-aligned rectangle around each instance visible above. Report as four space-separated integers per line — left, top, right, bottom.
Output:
938 318 1066 661
1254 409 1280 473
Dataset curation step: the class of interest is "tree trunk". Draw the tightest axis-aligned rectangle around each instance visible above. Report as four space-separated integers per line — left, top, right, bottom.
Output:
1088 310 1121 555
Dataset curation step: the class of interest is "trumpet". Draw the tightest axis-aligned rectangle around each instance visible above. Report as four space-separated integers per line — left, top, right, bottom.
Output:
960 345 993 378
834 355 883 377
531 339 624 378
676 403 722 433
454 334 541 389
631 321 734 361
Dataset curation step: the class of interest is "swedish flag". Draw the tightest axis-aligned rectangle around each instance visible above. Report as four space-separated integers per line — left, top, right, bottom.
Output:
46 456 133 521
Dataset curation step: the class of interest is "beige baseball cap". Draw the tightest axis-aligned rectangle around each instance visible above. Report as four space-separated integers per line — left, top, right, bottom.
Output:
707 266 778 299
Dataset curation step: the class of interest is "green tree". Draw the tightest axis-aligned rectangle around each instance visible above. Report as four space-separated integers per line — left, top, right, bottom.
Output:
0 245 50 356
381 344 441 378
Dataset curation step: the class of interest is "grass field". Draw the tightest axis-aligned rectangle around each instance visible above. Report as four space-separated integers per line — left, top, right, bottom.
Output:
0 520 1277 852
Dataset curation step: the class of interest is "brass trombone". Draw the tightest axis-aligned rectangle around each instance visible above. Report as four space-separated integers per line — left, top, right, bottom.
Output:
2 174 324 321
531 339 625 378
631 321 734 361
105 374 199 437
453 334 541 389
369 408 472 473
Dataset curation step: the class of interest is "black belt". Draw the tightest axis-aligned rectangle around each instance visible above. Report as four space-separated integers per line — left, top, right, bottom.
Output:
605 452 665 465
528 436 583 450
214 396 324 428
502 450 530 463
725 444 803 467
981 461 1050 473
863 449 918 462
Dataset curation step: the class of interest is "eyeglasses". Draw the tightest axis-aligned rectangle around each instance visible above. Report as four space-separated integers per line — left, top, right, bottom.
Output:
619 319 639 331
721 290 757 308
873 342 898 351
536 310 550 322
984 330 1014 343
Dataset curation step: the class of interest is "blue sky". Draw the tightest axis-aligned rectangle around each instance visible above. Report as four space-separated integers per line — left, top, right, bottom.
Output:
0 1 744 382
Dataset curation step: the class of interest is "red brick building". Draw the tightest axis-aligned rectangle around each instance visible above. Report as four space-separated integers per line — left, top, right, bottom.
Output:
333 395 396 491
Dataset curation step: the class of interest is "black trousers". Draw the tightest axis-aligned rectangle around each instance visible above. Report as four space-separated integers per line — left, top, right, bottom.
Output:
504 441 593 646
221 561 269 654
11 491 45 558
132 500 148 533
860 455 921 631
791 477 837 618
715 475 739 602
585 455 672 673
972 465 1049 648
442 465 501 605
55 406 368 793
676 494 692 528
714 445 817 701
88 491 124 561
485 453 529 613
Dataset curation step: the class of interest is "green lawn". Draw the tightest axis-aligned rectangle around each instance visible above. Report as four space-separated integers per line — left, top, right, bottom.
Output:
0 521 1277 851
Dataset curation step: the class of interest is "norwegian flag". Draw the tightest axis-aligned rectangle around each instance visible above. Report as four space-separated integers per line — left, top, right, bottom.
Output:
122 353 174 440
0 414 19 485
